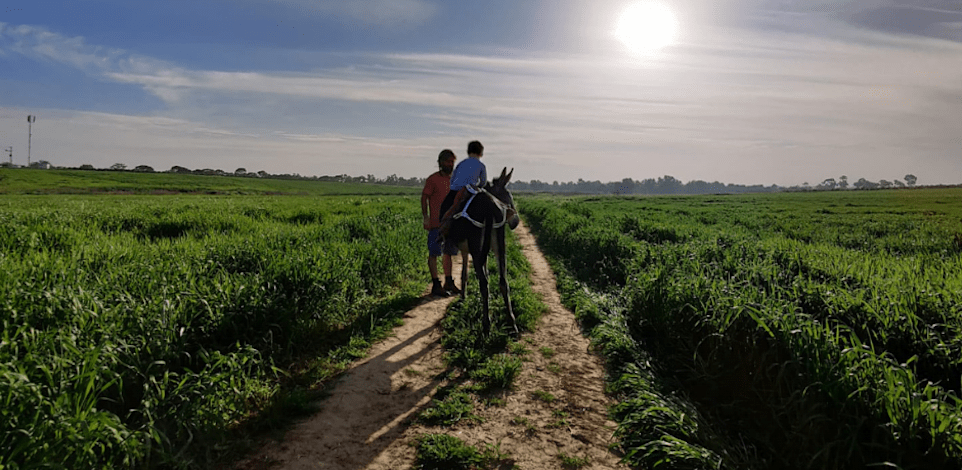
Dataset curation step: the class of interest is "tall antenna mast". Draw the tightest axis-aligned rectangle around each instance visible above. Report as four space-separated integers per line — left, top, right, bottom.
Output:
27 115 36 166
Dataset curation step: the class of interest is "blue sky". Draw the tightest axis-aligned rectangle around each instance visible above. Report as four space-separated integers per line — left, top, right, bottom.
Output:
1 0 960 185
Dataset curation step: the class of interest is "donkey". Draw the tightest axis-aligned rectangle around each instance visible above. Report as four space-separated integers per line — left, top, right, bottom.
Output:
447 167 521 336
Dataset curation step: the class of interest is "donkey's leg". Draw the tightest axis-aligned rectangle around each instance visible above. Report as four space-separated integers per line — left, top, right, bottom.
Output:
494 227 519 335
474 252 491 335
458 241 470 300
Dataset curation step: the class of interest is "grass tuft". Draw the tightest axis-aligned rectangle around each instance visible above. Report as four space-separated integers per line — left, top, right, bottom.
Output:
470 354 523 392
531 390 556 404
415 434 482 470
417 387 479 426
557 452 591 469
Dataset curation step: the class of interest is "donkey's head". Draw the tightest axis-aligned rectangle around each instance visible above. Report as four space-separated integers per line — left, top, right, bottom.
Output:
489 167 520 230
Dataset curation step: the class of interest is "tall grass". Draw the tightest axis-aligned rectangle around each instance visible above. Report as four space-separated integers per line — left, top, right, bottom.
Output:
520 189 962 470
0 195 427 468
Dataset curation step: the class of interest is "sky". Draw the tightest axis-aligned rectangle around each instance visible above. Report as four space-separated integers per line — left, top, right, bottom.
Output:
0 0 960 186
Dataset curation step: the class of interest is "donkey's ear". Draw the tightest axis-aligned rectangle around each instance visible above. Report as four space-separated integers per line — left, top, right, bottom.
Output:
505 168 513 184
499 167 507 180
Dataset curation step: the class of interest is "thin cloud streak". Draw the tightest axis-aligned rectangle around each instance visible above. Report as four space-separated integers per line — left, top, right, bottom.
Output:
0 107 449 176
263 0 438 27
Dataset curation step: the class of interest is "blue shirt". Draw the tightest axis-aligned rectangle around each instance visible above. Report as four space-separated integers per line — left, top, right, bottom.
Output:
450 157 487 190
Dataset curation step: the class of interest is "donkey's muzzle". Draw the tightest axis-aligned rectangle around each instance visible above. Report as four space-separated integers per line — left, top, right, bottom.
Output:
507 210 520 230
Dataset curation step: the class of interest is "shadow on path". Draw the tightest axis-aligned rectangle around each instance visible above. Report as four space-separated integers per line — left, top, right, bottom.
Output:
234 291 457 470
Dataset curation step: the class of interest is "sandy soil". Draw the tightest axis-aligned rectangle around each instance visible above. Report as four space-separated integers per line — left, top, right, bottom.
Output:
235 221 627 469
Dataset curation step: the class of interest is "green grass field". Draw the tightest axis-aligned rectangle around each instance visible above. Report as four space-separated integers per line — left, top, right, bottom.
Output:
519 188 962 470
4 168 961 470
0 168 420 195
0 193 429 468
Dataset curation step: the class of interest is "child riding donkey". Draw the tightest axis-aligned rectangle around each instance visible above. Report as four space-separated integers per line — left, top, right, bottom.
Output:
437 140 521 335
437 140 487 258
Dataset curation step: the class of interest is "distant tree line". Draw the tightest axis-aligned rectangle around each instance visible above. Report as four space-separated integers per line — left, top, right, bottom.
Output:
55 163 428 186
0 159 53 170
508 174 921 195
4 161 931 195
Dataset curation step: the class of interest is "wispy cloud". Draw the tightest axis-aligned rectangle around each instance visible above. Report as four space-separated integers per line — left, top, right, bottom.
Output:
108 69 472 109
0 106 443 174
1 22 122 71
264 0 438 27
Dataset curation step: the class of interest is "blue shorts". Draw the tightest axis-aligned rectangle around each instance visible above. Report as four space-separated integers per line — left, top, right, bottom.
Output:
428 228 459 256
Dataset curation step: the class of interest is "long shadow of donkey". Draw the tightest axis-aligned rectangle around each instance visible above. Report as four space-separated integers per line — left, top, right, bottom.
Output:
446 167 521 336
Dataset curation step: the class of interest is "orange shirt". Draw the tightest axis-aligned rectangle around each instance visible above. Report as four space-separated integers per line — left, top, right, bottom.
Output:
422 171 450 229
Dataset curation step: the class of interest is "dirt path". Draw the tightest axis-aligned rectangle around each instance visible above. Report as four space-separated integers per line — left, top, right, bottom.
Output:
235 221 627 469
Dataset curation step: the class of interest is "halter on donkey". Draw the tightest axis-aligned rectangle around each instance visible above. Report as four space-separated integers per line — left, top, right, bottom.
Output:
447 167 521 336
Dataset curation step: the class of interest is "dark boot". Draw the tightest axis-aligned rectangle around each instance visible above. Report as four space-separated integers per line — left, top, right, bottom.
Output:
443 277 461 296
431 279 447 297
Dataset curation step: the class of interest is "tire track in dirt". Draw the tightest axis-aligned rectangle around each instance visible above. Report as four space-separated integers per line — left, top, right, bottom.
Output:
235 220 626 469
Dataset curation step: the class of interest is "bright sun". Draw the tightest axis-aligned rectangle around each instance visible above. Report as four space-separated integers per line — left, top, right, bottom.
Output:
615 1 679 54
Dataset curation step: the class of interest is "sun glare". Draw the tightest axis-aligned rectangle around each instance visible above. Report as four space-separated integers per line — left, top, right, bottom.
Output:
615 1 679 55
